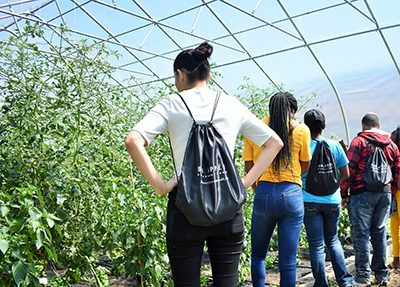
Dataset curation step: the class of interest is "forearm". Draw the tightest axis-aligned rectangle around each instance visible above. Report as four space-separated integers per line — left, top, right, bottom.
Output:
245 161 254 174
125 131 173 195
244 161 257 191
340 173 348 183
300 160 310 175
339 165 350 182
242 134 283 189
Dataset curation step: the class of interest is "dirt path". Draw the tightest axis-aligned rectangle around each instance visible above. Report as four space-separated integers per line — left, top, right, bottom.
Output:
43 241 399 286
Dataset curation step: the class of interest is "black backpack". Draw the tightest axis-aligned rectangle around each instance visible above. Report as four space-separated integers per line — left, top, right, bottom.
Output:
306 140 340 196
171 92 247 227
363 145 392 192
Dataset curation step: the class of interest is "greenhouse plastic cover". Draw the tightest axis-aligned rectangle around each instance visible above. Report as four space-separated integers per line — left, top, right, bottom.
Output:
1 0 399 144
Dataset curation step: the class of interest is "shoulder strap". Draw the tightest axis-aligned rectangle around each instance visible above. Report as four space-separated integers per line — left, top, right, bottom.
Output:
170 91 222 179
210 92 221 121
289 122 299 135
365 140 382 159
177 91 221 122
311 139 324 155
176 93 194 121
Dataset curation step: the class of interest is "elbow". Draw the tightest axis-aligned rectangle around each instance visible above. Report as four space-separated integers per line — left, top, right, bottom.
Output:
125 134 134 150
278 141 284 151
276 135 284 150
270 134 284 151
125 131 146 152
341 174 350 182
262 134 283 152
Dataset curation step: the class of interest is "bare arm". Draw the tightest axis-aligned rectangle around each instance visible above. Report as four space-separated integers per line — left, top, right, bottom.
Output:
339 164 350 183
242 134 283 190
245 161 257 191
338 139 348 154
300 160 310 175
245 161 254 174
125 130 178 195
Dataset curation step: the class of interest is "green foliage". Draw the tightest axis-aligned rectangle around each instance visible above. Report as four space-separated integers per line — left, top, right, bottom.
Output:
0 22 170 286
0 184 59 287
237 189 254 285
327 137 351 245
265 255 278 269
338 208 351 245
90 266 109 287
299 224 309 251
200 265 211 287
47 275 69 287
0 22 321 286
237 76 280 118
236 76 317 120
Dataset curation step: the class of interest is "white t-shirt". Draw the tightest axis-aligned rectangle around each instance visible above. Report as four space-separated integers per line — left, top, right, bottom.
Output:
133 87 275 175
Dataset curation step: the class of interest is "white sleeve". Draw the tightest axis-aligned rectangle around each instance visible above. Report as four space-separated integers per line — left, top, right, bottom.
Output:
132 98 170 146
239 105 275 147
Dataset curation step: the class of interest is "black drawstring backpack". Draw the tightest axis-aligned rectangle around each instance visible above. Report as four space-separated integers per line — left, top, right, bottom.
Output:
306 140 340 196
170 92 247 227
363 145 392 192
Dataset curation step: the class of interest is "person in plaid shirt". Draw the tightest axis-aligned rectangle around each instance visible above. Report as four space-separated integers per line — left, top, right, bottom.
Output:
340 113 400 286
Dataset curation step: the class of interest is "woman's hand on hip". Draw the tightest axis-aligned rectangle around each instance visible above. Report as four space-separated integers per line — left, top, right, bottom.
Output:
158 175 178 196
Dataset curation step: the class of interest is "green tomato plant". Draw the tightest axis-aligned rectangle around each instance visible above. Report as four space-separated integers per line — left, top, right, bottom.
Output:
0 22 323 287
0 22 172 286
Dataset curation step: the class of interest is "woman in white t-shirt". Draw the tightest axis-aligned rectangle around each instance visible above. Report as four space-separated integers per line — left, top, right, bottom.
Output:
125 42 283 287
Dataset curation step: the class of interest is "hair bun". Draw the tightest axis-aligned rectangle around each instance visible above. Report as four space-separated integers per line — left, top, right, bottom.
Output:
193 42 213 60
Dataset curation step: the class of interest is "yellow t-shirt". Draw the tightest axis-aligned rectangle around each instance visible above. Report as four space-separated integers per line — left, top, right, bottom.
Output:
242 117 311 187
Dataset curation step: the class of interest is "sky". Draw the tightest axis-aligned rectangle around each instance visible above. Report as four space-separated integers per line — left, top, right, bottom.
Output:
1 0 400 144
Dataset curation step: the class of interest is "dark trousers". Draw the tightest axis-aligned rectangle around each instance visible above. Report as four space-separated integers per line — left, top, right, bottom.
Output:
166 191 245 287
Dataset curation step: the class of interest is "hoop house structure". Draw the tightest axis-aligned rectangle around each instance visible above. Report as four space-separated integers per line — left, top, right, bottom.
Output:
1 0 400 144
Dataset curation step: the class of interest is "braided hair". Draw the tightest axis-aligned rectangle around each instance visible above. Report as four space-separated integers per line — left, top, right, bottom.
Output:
268 92 296 175
173 42 213 84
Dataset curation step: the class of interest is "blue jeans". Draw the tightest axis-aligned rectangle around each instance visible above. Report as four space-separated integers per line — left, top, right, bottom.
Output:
304 202 353 287
348 191 391 284
251 181 304 287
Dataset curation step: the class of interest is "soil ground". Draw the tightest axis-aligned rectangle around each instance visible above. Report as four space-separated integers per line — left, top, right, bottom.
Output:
42 241 400 286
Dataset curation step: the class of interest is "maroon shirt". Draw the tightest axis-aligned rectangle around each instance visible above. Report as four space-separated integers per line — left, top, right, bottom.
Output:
340 130 400 198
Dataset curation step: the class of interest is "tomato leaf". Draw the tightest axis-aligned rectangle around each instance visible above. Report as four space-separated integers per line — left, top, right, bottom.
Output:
12 261 29 286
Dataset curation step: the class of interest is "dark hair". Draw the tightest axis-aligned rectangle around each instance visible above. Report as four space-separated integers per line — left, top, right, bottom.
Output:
361 113 379 128
269 92 296 175
308 125 323 135
391 126 400 149
304 109 326 135
173 42 213 84
284 92 298 113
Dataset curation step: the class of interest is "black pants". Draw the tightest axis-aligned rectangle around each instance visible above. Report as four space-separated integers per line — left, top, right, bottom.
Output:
166 191 245 287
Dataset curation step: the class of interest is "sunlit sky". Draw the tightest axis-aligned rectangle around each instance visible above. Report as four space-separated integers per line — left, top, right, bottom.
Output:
1 0 400 143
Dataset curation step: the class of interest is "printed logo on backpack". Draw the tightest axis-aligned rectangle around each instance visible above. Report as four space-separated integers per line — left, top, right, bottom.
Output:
363 145 392 192
306 140 340 196
171 92 247 227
